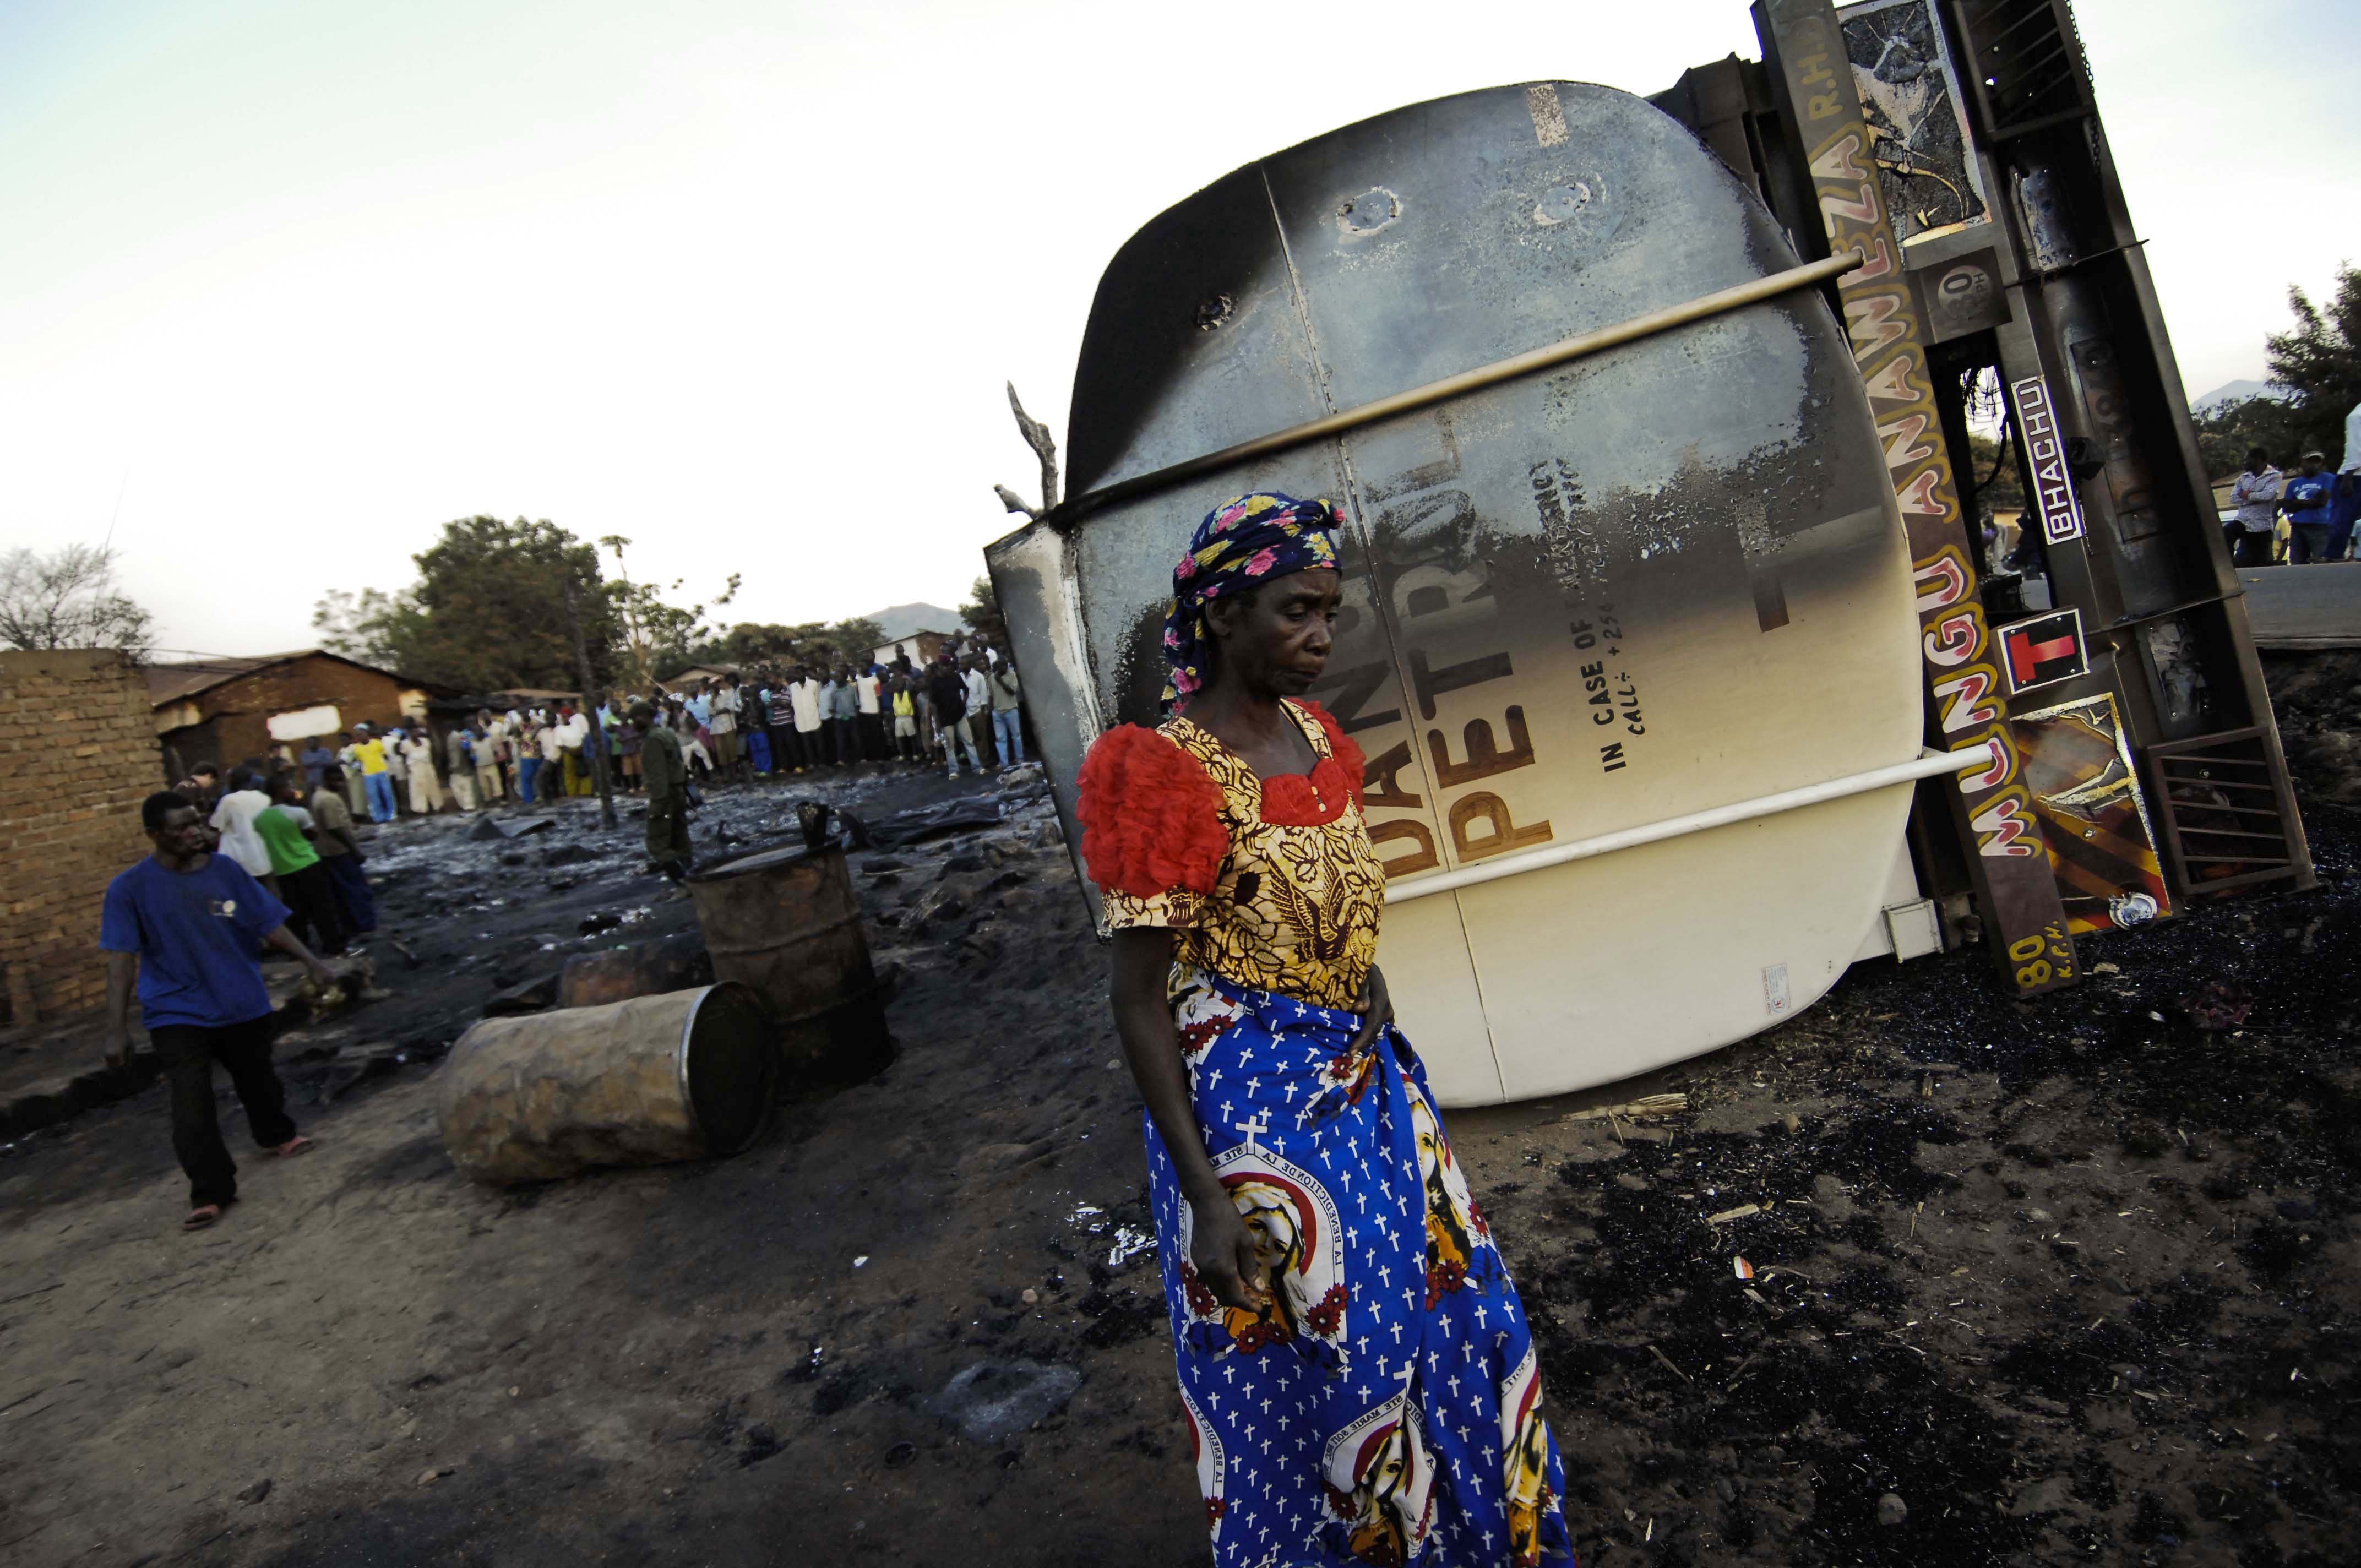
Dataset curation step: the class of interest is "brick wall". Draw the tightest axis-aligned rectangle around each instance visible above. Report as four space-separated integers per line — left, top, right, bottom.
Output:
0 650 162 1027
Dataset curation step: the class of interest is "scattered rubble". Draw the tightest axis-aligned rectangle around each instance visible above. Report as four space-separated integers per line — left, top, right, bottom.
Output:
2 680 2357 1565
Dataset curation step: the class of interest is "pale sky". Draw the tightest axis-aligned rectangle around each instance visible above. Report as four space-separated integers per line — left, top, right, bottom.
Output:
3 0 2352 660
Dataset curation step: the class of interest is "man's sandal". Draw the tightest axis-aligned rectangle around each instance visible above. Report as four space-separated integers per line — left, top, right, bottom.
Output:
184 1204 224 1231
269 1135 316 1158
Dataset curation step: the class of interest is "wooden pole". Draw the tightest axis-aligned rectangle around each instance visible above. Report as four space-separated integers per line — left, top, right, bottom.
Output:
562 577 619 831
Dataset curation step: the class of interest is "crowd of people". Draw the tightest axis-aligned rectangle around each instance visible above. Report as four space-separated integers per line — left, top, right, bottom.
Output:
152 635 1031 927
2224 445 2361 567
249 638 1030 835
620 638 1027 791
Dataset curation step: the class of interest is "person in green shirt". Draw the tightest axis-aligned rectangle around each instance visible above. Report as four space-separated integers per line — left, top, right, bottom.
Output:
633 702 692 883
262 773 349 955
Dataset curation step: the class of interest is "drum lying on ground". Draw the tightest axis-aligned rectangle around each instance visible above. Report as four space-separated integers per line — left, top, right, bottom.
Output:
436 982 776 1183
988 81 1921 1106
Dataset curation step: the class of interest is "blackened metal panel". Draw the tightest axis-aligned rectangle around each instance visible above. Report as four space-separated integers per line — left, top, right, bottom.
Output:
1949 0 2097 140
1064 166 1335 499
984 522 1099 905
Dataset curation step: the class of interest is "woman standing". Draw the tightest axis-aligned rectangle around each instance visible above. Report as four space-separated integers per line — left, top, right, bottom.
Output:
1078 494 1574 1567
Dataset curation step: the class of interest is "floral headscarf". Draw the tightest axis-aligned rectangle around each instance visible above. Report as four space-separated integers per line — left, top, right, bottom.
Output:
1161 492 1343 706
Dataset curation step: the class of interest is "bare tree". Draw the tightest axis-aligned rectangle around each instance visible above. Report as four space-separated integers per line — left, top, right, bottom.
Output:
0 543 154 658
993 382 1061 519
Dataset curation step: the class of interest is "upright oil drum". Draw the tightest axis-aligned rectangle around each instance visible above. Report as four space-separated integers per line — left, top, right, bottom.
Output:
686 843 886 1082
436 982 776 1183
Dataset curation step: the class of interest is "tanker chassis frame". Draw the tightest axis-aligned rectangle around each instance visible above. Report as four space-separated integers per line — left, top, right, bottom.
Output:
1655 0 2313 974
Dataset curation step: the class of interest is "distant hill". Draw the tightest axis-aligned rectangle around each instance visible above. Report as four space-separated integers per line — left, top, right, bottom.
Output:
2191 378 2282 415
859 602 967 643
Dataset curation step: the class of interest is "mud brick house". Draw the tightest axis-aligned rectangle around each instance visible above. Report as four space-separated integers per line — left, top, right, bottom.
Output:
147 649 459 780
0 648 160 1027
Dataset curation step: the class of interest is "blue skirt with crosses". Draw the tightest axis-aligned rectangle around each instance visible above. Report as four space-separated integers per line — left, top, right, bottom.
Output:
1143 967 1578 1567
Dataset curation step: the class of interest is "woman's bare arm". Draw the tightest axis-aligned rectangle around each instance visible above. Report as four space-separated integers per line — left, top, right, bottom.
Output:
1111 927 1270 1311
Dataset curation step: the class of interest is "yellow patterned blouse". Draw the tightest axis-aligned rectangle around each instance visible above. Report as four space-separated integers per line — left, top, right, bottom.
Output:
1075 699 1384 1011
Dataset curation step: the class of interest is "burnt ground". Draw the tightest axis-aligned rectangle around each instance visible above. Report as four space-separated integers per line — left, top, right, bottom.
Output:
4 660 2360 1568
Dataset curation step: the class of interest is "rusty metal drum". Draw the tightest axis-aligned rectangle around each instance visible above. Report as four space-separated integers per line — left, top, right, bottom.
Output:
436 982 776 1183
686 843 885 1081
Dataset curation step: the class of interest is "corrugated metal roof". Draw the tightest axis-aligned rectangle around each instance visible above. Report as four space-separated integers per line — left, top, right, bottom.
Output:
144 649 456 707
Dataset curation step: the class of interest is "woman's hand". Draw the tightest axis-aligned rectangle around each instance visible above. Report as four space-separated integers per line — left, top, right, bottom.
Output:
1190 1190 1273 1313
1347 963 1394 1055
1108 927 1273 1315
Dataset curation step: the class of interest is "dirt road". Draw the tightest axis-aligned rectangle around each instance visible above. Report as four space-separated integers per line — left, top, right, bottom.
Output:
4 687 2357 1566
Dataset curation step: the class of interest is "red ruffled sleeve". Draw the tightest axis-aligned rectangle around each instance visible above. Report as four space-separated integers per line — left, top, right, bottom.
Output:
1260 700 1367 826
1076 724 1227 900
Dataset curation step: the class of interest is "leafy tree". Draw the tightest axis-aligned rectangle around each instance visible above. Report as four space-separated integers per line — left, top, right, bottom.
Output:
687 617 885 674
958 575 1007 645
600 537 737 692
0 543 154 657
833 618 886 663
1962 430 2023 513
411 518 614 692
311 586 415 668
313 517 614 693
2264 263 2360 464
2194 395 2310 480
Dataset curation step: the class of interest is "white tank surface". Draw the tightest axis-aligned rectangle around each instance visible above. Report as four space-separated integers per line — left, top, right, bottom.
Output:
989 81 1929 1106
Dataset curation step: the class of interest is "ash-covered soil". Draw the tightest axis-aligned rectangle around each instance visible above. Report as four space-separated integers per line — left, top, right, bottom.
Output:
3 667 2359 1567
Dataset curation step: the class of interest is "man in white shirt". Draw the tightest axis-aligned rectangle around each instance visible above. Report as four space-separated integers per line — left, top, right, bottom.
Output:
709 674 745 780
208 772 280 888
788 666 825 773
531 715 562 802
2228 447 2282 569
401 730 445 814
853 666 883 765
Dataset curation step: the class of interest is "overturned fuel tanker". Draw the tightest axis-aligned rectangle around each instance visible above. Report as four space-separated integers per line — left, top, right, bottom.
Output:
986 0 2310 1108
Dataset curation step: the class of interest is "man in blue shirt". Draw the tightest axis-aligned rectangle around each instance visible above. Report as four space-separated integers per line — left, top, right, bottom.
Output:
296 737 335 793
2281 450 2337 564
102 791 339 1231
